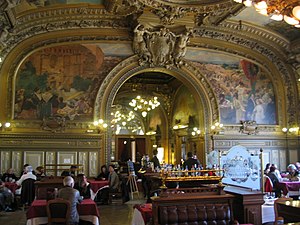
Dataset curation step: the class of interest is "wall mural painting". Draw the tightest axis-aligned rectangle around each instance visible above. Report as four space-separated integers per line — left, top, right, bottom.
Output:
172 86 199 127
187 50 277 125
14 44 124 120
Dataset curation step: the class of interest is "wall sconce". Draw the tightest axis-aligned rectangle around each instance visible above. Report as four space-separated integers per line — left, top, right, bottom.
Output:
282 126 299 134
87 119 108 133
211 122 224 134
0 122 12 131
191 127 201 136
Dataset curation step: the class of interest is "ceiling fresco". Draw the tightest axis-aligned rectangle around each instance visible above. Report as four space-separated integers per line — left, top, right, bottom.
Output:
230 7 300 42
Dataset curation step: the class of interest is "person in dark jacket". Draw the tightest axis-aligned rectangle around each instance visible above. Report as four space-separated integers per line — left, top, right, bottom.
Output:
97 165 109 180
1 168 18 182
183 152 199 170
151 150 161 169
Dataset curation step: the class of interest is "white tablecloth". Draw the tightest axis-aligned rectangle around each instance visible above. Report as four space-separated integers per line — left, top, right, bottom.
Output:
131 208 145 225
262 204 275 224
26 215 99 225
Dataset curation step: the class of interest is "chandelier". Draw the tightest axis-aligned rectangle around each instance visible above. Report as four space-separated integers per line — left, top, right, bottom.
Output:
129 95 160 117
110 106 144 134
233 0 300 28
111 110 135 126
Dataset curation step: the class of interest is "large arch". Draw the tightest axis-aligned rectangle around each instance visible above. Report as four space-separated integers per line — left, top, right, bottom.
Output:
94 55 218 163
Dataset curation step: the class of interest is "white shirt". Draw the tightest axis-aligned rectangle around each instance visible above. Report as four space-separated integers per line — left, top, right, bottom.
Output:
16 172 37 186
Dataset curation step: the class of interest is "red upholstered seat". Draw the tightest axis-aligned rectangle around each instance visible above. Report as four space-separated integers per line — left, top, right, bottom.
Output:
264 175 273 193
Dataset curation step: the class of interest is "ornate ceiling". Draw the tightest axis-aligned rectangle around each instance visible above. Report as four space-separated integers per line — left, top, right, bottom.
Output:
0 0 298 42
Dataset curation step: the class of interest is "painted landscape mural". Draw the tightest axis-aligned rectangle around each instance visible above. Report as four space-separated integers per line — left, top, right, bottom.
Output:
14 44 125 120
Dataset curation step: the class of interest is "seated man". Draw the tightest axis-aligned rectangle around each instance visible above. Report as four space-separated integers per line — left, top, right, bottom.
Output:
108 164 120 193
96 165 120 205
0 180 14 212
35 166 46 181
16 165 37 206
16 165 37 186
61 165 77 177
58 176 83 225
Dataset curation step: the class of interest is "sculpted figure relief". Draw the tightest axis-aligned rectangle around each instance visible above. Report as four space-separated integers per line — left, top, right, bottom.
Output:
133 24 192 67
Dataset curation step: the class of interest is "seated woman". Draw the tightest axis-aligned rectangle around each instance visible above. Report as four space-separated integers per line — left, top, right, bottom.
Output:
97 165 109 180
74 174 91 199
286 164 300 181
1 168 18 182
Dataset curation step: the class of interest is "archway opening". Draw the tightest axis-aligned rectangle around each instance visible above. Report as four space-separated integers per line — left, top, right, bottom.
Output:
109 71 205 166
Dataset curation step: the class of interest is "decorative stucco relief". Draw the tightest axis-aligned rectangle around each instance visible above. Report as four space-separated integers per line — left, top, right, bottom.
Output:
133 24 193 68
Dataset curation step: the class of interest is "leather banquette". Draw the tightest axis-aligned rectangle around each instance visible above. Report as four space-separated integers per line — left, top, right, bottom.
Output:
152 194 235 225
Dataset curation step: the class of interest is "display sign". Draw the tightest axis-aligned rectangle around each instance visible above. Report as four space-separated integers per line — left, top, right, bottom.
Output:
221 145 261 190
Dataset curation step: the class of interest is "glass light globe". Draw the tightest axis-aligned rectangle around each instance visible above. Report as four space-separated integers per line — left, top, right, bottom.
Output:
270 14 283 21
282 127 288 133
244 0 253 7
284 15 299 25
142 111 147 117
254 1 267 10
292 6 300 20
5 122 11 128
257 8 268 16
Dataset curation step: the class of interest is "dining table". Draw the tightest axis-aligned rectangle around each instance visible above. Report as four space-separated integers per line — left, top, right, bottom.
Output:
88 179 109 200
277 181 300 196
26 198 100 225
4 182 19 193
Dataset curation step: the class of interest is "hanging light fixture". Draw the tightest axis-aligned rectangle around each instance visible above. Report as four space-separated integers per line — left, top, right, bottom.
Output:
129 95 160 117
233 0 300 28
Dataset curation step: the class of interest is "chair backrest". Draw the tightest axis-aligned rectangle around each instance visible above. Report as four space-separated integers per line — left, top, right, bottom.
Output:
46 198 71 225
21 178 36 205
263 175 273 193
274 197 293 223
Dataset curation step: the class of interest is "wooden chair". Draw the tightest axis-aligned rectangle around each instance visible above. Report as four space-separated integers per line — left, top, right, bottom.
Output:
46 198 71 225
273 197 293 224
20 178 36 210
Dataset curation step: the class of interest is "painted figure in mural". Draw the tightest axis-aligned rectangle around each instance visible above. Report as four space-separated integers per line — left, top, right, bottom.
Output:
245 93 255 121
232 92 245 123
252 98 265 124
265 96 276 124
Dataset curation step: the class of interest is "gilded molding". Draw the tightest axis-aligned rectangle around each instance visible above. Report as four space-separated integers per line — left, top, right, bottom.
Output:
139 0 235 11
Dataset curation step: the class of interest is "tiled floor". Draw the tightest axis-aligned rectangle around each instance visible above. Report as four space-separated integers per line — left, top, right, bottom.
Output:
0 197 146 225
